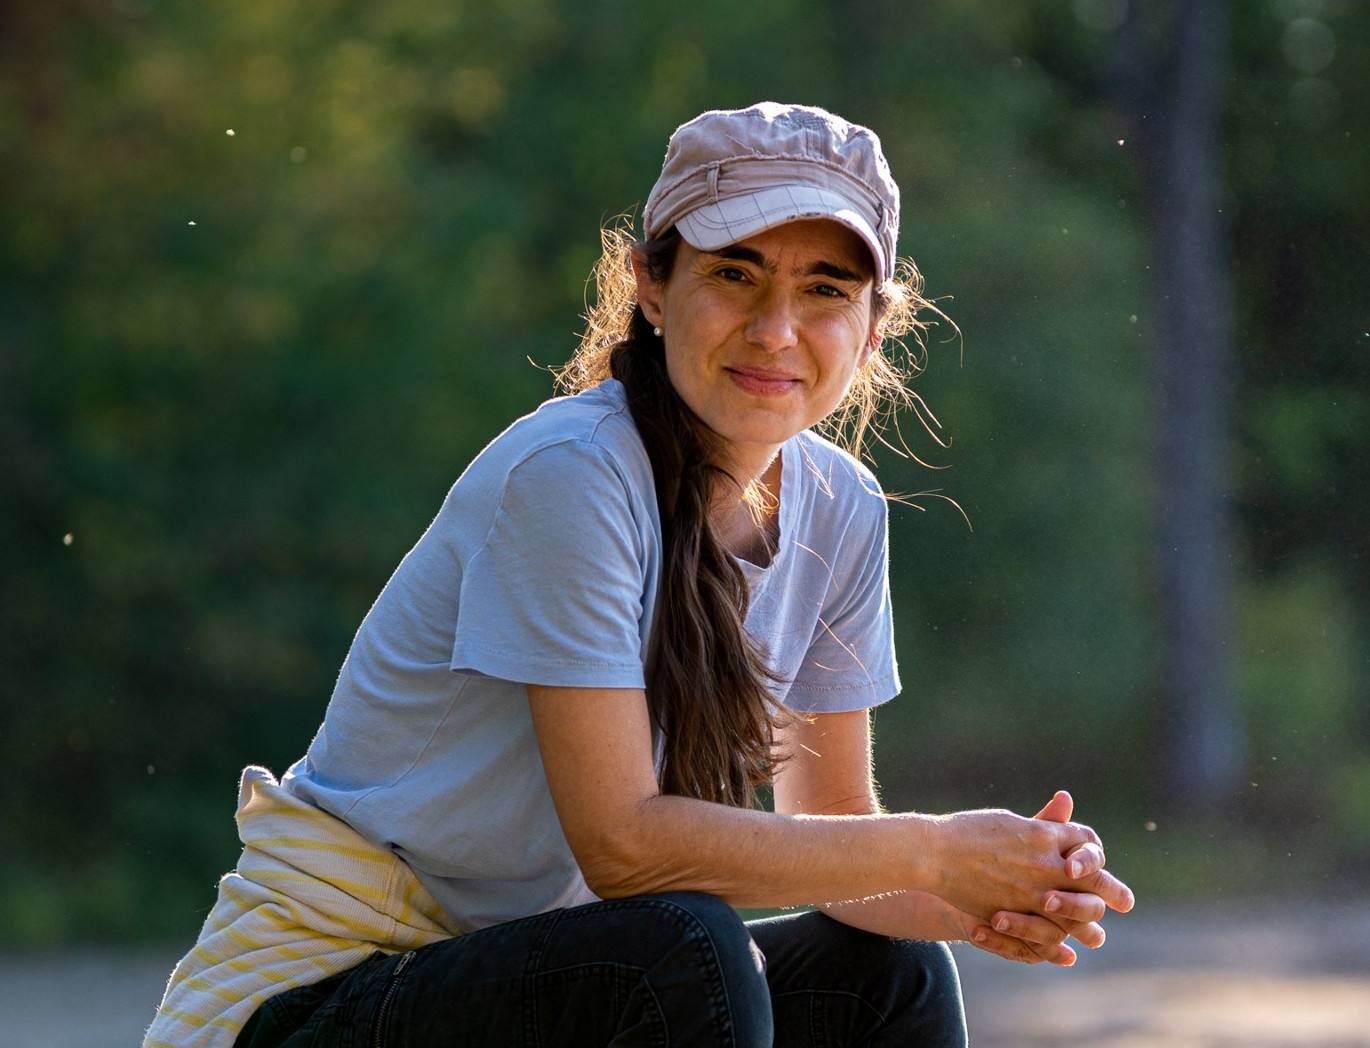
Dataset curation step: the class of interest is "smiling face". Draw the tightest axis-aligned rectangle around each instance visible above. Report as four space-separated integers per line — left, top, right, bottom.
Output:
634 219 881 481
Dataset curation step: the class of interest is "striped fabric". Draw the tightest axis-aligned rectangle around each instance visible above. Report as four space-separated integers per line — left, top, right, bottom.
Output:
142 766 459 1048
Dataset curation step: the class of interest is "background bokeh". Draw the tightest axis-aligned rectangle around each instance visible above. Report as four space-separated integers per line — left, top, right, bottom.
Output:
2 0 1367 946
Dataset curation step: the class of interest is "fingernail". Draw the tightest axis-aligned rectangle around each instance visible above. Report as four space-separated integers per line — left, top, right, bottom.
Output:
1045 895 1061 913
993 916 1010 933
973 929 989 944
1068 859 1084 878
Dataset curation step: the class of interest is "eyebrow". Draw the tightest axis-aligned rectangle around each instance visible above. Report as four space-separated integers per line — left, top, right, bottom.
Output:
706 245 870 284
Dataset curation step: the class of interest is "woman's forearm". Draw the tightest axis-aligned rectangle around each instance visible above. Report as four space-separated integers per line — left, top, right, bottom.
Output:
579 794 941 909
820 890 963 940
529 685 1128 923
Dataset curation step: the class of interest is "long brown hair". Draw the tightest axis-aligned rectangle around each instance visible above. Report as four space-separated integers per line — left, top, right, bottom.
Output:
554 220 940 807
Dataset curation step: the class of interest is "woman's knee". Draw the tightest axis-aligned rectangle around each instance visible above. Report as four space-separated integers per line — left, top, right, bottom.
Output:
879 937 966 1045
644 892 753 953
754 912 966 1046
622 893 772 1046
873 932 958 986
631 891 766 989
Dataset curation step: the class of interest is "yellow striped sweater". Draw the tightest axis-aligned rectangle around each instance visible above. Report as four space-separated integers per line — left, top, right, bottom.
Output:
142 766 459 1047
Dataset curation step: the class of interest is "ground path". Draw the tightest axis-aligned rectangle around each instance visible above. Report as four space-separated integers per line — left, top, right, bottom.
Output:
5 900 1368 1046
956 899 1370 1046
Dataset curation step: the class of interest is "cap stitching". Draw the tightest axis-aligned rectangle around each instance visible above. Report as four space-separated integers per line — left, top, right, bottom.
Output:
651 153 891 205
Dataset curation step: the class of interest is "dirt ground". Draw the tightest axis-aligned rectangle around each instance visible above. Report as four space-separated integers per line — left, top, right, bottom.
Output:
955 899 1370 1046
5 900 1369 1047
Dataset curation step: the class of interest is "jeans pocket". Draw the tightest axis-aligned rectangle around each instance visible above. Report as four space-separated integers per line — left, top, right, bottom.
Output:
234 968 353 1048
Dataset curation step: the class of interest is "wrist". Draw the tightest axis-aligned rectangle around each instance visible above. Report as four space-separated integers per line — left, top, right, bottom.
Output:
887 811 945 895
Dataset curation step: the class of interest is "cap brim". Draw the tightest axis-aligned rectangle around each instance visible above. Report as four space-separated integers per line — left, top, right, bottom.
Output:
674 185 888 284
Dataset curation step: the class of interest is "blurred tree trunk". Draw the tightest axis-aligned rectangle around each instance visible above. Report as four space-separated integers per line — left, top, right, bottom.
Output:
1123 0 1247 816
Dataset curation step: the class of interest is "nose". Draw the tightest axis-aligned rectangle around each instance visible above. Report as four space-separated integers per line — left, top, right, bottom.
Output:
745 289 799 352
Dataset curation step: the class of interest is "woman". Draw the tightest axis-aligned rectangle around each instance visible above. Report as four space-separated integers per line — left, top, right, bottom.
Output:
145 102 1133 1048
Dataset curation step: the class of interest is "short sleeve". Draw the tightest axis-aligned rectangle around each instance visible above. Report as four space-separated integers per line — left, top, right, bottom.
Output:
784 487 899 713
450 440 657 688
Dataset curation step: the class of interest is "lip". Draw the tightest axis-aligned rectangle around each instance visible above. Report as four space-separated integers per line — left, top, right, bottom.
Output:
725 365 802 396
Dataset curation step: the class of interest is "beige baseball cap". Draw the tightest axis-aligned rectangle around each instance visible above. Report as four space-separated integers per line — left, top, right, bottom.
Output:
643 102 900 285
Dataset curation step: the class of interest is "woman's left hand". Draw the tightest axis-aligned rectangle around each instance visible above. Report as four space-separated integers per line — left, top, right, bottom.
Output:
822 889 1096 967
963 888 1110 966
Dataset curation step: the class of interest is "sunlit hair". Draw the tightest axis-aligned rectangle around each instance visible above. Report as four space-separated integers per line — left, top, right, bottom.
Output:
555 218 946 465
550 217 947 808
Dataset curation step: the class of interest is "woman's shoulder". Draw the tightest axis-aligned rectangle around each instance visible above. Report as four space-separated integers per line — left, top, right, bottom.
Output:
789 428 885 505
460 380 652 498
532 380 642 454
511 379 634 442
478 380 646 475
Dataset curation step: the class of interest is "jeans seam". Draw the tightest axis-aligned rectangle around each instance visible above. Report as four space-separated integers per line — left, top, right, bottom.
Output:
530 896 741 1047
639 897 738 1046
773 986 888 1047
636 975 669 1048
523 909 558 1048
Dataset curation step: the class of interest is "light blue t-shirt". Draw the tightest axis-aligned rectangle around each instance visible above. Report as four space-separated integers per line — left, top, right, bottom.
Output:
286 379 900 930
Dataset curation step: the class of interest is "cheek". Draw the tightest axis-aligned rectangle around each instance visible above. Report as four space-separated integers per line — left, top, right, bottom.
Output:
661 337 703 407
821 319 876 378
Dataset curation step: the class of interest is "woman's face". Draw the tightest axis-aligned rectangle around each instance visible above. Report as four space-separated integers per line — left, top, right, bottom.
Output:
634 218 879 478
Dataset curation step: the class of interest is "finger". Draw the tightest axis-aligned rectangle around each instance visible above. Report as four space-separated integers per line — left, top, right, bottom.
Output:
990 911 1068 947
999 892 1113 945
1037 912 1108 950
1069 920 1108 949
1075 868 1136 913
972 924 1076 967
1033 790 1074 823
1042 890 1107 925
1064 841 1106 879
995 908 1108 951
1036 941 1079 966
1040 906 1106 949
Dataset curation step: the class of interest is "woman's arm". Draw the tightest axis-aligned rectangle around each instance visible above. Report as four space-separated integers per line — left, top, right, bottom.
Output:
525 685 1133 927
771 709 1116 965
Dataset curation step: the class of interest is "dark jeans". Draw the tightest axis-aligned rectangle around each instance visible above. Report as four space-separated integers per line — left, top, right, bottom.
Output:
234 892 967 1047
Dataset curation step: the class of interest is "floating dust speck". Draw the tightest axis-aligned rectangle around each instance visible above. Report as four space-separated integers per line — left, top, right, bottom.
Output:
63 532 73 546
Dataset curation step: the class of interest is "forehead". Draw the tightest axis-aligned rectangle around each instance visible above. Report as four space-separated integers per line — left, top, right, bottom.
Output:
702 219 875 278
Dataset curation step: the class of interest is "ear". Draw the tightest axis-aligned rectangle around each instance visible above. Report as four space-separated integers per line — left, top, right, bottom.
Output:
631 246 666 329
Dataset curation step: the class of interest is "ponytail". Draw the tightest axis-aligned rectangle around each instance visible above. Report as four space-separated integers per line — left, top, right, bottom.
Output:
610 297 785 807
555 219 941 806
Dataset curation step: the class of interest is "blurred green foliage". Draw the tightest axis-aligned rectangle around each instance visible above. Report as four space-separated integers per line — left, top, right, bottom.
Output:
2 0 1367 944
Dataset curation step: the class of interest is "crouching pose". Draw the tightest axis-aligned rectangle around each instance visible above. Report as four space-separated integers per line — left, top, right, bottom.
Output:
146 101 1133 1048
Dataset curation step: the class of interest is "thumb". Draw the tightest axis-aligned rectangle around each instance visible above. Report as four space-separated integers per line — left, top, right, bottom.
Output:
1034 790 1074 824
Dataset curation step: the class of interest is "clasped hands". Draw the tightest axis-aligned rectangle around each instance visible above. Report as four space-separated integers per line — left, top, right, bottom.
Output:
948 790 1135 967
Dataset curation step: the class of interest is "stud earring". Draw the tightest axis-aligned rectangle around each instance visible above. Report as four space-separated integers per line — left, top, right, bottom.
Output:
652 326 663 338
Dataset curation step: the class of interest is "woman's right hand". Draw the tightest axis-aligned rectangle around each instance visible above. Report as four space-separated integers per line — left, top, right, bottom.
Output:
924 791 1134 932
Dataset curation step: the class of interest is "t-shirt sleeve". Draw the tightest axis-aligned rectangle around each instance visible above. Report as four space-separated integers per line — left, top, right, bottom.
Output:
785 492 900 714
450 439 653 688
